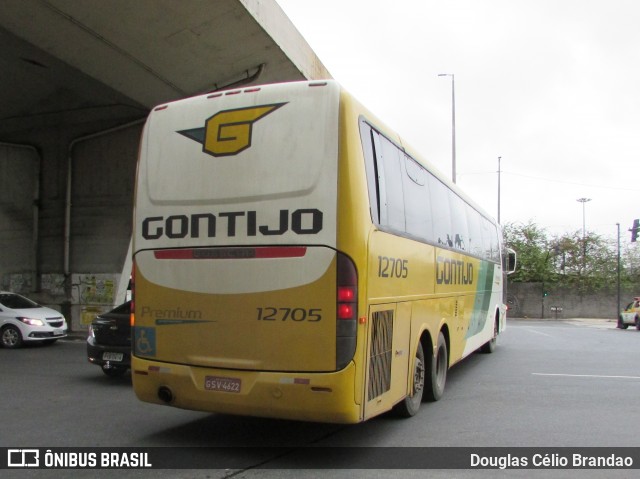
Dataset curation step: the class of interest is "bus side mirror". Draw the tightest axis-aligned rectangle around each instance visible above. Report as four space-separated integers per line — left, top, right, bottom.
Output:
504 248 517 275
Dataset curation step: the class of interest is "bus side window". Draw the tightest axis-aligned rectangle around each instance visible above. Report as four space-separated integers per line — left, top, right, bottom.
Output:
449 194 469 252
403 155 432 241
374 132 405 233
481 218 500 263
466 204 484 258
359 120 381 224
428 175 452 247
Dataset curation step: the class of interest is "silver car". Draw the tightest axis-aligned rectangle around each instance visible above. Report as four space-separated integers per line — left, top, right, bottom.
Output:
0 291 68 348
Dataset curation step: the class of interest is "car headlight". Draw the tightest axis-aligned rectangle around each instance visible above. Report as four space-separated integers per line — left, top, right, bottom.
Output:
17 317 45 326
88 324 95 339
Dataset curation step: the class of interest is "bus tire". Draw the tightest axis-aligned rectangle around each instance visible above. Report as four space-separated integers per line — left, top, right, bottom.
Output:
393 341 425 417
480 317 498 354
424 332 447 402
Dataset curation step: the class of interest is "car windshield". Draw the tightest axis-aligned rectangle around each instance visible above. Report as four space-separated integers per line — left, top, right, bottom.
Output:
0 293 39 309
110 301 131 315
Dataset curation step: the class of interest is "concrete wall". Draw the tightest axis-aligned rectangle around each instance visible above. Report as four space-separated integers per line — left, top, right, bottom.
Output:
0 144 38 290
507 282 636 320
70 123 140 274
0 121 142 331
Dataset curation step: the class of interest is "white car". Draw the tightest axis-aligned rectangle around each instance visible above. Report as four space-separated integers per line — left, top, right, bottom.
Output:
0 291 68 348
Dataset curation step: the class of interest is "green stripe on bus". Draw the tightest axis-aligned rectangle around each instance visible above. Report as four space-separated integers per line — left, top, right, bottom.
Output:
466 261 495 338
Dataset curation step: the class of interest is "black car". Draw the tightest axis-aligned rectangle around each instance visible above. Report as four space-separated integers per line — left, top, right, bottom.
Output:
87 301 131 377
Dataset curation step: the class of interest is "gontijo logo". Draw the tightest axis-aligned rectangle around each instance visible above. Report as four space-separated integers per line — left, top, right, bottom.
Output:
177 103 286 157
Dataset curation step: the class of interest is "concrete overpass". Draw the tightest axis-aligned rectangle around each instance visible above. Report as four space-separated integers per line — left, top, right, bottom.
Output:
0 0 330 329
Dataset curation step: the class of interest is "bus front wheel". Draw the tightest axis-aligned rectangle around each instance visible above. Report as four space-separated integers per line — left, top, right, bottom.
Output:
480 317 499 354
424 332 447 402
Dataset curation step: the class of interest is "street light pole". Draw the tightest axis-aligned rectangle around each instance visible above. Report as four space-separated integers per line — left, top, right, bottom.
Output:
576 197 591 272
617 223 621 319
497 156 502 224
438 73 456 184
576 197 591 239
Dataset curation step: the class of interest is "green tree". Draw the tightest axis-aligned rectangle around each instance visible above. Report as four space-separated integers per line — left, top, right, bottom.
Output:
621 242 640 289
502 221 554 283
551 231 619 292
504 220 640 293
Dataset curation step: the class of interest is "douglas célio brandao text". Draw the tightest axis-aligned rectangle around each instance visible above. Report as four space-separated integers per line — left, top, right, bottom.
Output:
470 452 634 469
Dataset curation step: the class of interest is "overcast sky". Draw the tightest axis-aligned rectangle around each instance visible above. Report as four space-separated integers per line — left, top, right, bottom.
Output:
276 0 640 241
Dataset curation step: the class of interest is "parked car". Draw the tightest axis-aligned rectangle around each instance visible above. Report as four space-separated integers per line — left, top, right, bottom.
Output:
87 301 131 377
618 297 640 330
0 291 68 348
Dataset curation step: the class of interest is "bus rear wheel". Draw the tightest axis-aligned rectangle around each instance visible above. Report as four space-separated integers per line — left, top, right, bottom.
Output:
424 332 447 402
393 341 425 417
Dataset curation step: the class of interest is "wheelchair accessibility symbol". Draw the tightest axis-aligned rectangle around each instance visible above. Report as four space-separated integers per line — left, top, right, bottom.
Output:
134 327 156 357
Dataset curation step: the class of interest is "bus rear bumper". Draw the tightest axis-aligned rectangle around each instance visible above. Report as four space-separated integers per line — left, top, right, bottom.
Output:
132 357 362 424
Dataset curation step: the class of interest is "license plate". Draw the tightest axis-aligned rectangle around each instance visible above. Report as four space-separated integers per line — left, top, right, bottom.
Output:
103 352 124 362
53 330 64 336
204 376 241 393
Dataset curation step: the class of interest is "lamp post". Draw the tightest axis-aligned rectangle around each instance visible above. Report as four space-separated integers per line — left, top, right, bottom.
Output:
576 197 591 239
576 197 591 272
438 73 456 184
616 223 621 319
497 156 502 224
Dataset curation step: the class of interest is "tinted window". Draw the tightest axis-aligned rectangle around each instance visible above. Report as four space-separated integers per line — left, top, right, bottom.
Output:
375 132 405 232
466 204 484 258
110 301 132 315
402 156 433 240
359 118 499 263
449 194 469 252
429 175 452 247
359 122 380 223
481 218 500 262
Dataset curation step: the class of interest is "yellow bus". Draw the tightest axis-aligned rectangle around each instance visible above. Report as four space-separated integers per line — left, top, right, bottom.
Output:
131 80 515 423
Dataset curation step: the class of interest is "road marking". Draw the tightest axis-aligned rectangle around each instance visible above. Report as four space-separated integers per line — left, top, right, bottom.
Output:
522 327 553 337
533 373 640 380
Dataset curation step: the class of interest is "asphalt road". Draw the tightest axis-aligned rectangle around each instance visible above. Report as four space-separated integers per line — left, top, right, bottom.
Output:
1 318 639 478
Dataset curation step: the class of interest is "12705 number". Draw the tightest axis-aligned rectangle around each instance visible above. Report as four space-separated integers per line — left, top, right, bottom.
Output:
256 307 322 322
378 256 409 278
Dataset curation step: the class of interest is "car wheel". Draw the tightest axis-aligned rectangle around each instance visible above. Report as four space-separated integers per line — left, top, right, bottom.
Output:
618 317 628 329
393 341 425 417
102 365 127 377
1 325 24 348
424 332 448 402
635 316 640 331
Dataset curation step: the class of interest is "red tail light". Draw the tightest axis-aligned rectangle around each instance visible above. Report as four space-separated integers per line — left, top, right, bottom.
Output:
130 265 135 327
336 253 357 369
337 255 357 321
337 286 355 302
337 303 355 319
